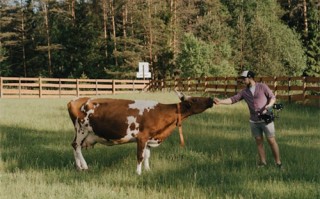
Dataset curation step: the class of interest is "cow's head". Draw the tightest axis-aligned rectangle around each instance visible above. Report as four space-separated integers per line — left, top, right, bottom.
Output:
175 90 213 115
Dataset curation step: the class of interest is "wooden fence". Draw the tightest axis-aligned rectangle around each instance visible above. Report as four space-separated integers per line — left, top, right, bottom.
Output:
149 76 320 103
0 76 319 103
0 77 150 98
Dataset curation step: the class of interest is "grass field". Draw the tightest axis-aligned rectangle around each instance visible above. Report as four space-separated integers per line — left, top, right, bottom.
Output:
0 92 319 199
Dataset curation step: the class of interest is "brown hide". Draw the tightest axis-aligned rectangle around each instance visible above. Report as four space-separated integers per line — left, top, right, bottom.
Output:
67 95 213 173
68 97 213 143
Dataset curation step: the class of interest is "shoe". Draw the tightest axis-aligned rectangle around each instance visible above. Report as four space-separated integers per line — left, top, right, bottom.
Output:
257 162 267 168
276 163 284 170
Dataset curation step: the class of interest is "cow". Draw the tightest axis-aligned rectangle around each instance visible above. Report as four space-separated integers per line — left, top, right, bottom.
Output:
67 91 213 175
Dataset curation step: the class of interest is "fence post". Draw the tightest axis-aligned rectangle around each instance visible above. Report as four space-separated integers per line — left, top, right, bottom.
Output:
76 79 79 97
0 77 2 98
174 78 178 91
288 77 291 103
112 80 115 94
274 76 277 97
95 79 98 96
204 76 208 93
224 77 227 96
19 77 21 98
59 79 62 98
133 80 135 91
160 79 164 92
39 77 42 98
302 76 307 104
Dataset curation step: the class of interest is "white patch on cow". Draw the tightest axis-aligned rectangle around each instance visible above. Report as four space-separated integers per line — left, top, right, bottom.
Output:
144 147 151 171
129 100 158 115
80 104 85 112
147 138 161 147
73 118 89 170
136 162 142 175
136 146 151 175
126 116 139 134
86 108 94 115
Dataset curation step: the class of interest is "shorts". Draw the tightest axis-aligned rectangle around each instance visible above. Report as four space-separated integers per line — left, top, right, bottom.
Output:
250 121 275 138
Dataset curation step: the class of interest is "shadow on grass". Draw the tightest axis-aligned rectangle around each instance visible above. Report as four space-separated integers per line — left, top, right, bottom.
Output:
0 125 134 172
0 108 319 197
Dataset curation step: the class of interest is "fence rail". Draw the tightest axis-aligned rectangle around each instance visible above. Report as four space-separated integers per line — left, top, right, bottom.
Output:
0 77 150 98
0 76 319 103
149 76 320 103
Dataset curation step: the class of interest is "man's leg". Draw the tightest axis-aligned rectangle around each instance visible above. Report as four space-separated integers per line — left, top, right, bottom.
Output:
263 122 282 167
255 136 267 165
267 137 281 165
250 122 267 165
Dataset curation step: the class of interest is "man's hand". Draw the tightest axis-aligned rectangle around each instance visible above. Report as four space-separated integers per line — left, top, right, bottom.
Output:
265 104 273 110
214 98 220 105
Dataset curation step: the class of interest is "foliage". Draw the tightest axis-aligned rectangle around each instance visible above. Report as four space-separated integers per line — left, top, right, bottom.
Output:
177 33 235 77
304 3 320 77
247 14 306 76
278 0 319 77
0 0 317 78
222 0 307 76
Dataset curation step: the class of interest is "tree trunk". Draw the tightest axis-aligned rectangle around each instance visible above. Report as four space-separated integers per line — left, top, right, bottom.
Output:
102 0 108 40
71 0 75 22
147 0 153 77
43 2 52 76
170 0 177 61
20 0 27 77
302 0 308 38
237 8 246 72
130 0 134 36
122 3 128 50
110 0 118 66
102 0 108 57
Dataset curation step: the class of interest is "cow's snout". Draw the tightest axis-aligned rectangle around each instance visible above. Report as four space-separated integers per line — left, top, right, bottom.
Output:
208 97 214 108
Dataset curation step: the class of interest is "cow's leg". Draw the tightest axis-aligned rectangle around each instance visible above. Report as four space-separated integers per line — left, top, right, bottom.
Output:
72 119 89 170
143 146 151 171
136 136 148 175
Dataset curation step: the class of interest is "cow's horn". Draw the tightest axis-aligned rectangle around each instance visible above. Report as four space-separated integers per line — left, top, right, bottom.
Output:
174 89 186 101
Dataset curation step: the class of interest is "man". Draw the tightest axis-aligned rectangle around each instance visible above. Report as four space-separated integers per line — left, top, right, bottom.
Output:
214 70 282 168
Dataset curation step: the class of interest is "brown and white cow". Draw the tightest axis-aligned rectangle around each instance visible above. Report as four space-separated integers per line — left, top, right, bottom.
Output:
67 91 213 175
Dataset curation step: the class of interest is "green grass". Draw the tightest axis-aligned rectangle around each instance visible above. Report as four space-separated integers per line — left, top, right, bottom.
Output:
0 92 319 199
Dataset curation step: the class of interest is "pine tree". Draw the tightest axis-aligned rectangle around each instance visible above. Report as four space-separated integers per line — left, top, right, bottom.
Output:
304 2 320 77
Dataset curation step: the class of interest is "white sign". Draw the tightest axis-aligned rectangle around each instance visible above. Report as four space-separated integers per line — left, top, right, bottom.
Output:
136 62 151 78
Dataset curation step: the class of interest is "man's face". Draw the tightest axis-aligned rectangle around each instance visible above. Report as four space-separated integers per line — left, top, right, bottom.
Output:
240 77 250 85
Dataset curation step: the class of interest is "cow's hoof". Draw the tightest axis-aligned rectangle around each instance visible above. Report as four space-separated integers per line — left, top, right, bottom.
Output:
145 167 150 172
76 167 89 171
74 164 88 171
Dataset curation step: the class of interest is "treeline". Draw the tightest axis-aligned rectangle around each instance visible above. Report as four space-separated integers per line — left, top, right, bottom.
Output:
0 0 319 79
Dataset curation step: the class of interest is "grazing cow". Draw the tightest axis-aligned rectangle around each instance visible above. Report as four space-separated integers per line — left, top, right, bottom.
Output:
67 91 213 175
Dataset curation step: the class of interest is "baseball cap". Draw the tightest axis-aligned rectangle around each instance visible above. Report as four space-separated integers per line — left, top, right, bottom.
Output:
240 70 255 78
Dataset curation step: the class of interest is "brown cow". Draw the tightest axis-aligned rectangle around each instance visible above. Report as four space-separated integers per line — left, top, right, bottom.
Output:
67 91 213 174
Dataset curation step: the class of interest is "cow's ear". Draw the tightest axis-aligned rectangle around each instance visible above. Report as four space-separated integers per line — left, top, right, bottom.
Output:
174 90 190 101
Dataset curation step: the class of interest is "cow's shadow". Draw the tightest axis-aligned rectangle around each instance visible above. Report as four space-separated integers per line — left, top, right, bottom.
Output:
0 124 135 172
